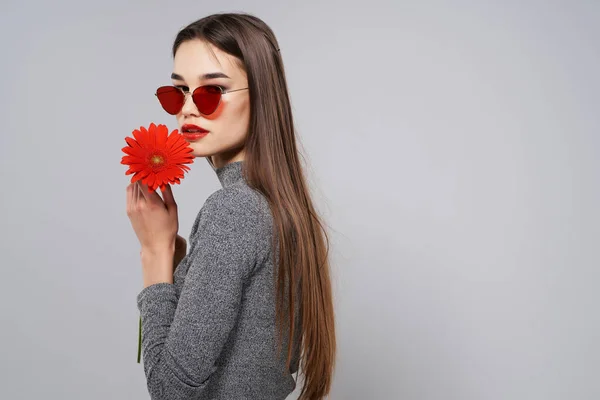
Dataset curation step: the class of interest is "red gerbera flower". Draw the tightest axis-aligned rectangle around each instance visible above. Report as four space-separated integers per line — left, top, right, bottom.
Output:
121 123 194 192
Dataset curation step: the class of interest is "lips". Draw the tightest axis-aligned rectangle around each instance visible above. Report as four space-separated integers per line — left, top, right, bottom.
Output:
181 124 208 134
181 124 209 141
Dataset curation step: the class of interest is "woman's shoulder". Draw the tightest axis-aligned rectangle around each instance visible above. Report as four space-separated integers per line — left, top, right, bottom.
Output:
200 184 272 233
190 185 273 265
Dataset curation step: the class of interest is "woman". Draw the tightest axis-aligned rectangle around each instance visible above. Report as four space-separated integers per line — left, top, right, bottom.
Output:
126 12 336 400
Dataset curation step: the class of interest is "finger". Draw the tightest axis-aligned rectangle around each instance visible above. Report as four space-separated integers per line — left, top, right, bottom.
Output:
161 184 176 210
135 181 146 203
134 182 143 205
137 181 162 204
126 184 134 213
133 183 139 205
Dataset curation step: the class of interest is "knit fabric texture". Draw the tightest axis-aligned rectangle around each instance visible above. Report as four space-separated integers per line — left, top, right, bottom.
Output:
137 160 299 399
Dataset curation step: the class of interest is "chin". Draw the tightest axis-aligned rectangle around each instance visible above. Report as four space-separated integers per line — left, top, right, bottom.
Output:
191 150 210 158
185 142 208 158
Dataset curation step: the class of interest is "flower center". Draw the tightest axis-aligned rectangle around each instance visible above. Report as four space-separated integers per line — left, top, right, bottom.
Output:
147 151 167 171
151 155 164 165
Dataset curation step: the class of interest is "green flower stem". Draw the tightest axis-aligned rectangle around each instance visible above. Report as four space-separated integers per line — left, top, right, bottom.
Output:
137 315 142 364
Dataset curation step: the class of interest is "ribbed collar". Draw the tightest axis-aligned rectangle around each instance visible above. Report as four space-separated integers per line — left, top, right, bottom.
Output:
212 160 245 188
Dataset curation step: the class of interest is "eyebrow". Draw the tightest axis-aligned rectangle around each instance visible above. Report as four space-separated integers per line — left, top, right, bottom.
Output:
171 72 231 81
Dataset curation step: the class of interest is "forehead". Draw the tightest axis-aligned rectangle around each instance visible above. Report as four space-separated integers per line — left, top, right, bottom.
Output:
172 39 246 83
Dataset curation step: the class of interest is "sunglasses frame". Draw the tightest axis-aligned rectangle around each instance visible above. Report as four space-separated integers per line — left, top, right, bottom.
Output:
155 85 249 115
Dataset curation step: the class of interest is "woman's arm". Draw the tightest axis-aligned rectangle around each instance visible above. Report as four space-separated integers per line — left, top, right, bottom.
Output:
136 190 260 399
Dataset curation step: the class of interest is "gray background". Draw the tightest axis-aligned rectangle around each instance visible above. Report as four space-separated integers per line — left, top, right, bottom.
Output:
1 0 598 399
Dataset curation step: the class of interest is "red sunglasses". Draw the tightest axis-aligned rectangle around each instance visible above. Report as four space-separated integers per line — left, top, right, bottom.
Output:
155 85 249 115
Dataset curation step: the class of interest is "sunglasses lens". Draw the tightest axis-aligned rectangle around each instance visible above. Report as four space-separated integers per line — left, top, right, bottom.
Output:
156 86 184 115
192 86 222 115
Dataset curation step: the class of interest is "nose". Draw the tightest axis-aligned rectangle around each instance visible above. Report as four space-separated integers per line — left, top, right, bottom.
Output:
180 91 199 117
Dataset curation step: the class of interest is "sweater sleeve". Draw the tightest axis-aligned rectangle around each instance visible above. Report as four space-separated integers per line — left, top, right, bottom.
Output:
136 190 259 399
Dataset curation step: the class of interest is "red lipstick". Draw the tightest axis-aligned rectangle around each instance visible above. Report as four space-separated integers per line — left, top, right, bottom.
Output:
181 124 209 141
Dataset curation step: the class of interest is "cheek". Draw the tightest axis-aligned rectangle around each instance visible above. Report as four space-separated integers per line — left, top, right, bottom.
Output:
223 98 250 132
176 115 184 128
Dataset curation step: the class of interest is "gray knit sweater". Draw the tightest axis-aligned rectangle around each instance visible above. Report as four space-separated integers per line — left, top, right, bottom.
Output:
136 160 299 399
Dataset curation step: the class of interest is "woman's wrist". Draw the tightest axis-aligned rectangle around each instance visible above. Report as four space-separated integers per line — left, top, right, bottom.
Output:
141 246 175 288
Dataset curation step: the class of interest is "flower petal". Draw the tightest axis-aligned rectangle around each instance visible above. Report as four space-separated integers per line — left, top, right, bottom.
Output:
121 146 145 157
132 169 150 183
125 136 142 149
156 125 168 148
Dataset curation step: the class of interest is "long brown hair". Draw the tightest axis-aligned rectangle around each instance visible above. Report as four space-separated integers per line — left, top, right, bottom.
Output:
172 12 336 399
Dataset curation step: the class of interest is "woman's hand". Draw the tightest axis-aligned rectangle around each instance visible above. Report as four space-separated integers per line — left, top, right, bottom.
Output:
126 181 179 287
